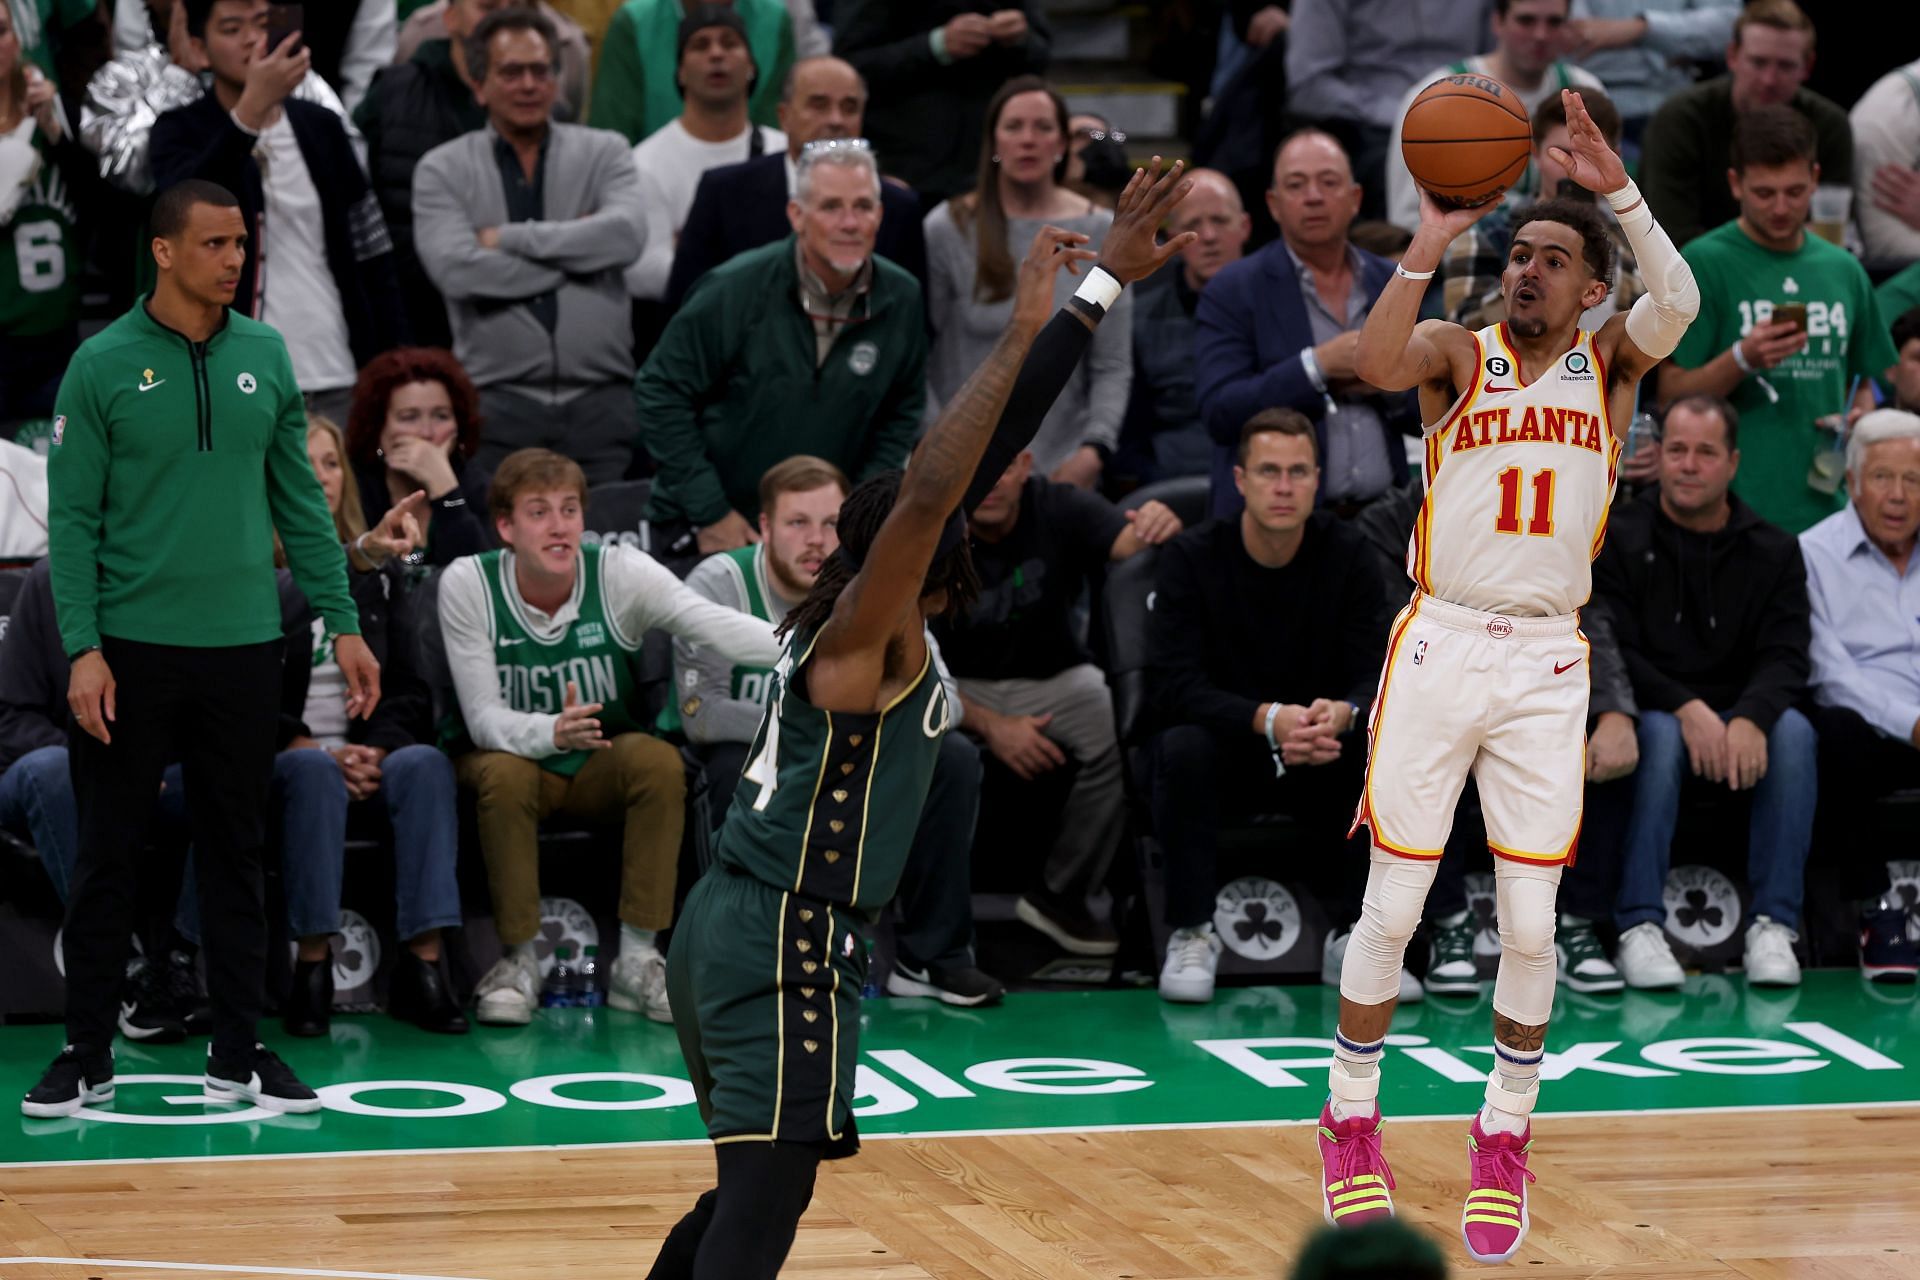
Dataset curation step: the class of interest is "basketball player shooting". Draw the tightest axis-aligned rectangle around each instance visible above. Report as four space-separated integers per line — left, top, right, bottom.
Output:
646 160 1197 1280
1317 90 1699 1263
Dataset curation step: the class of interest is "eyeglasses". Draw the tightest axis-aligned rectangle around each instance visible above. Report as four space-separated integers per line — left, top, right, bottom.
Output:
1074 127 1127 144
802 137 873 154
492 61 555 84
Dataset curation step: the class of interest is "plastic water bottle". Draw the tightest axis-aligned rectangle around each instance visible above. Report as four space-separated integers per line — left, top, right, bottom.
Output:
541 945 577 1008
860 937 881 1000
576 945 605 1008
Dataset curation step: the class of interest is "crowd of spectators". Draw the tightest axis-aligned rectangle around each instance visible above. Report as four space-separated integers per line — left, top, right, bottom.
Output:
2 0 1918 1054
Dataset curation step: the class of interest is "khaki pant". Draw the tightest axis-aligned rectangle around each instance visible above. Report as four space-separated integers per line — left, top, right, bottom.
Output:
456 734 686 944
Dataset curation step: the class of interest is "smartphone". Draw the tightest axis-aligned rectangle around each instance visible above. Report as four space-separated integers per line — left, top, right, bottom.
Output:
1774 301 1808 333
265 2 304 53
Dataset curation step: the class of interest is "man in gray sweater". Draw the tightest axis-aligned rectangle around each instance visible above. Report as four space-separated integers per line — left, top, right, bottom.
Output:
413 8 645 484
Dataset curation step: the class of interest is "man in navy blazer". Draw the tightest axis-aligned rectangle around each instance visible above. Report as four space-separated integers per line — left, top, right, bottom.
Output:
1195 130 1420 517
666 56 929 310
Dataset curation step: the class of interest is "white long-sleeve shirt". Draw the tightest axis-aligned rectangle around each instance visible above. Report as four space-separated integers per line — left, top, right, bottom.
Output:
1851 60 1920 271
437 543 781 760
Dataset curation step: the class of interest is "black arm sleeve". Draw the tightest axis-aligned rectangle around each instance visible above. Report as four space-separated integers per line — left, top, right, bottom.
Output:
962 308 1094 514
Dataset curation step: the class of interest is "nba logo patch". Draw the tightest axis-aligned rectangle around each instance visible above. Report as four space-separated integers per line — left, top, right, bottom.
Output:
843 933 856 958
51 415 65 447
1412 639 1428 666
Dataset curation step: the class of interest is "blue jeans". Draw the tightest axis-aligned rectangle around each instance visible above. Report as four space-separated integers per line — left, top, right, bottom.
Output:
0 746 80 901
172 746 461 944
174 748 347 944
1615 708 1817 931
380 745 463 941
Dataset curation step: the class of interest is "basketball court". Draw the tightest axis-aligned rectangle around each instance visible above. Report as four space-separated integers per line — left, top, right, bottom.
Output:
2 971 1917 1277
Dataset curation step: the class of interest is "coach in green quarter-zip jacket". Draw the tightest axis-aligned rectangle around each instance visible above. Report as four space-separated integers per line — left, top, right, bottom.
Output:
23 179 377 1123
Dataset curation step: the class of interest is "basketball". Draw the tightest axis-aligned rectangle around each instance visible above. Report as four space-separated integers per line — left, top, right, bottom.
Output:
1401 74 1533 209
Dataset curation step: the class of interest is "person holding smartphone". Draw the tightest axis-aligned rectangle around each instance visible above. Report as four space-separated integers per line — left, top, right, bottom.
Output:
1660 106 1896 534
149 0 408 425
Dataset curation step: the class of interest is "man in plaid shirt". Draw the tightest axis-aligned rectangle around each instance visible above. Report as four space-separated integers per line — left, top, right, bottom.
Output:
1438 91 1646 331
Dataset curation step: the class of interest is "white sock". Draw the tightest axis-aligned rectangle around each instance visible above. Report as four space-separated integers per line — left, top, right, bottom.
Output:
1329 1030 1384 1123
621 923 659 955
1480 1043 1542 1136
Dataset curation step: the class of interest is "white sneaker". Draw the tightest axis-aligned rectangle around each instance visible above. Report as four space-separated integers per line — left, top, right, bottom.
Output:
1321 929 1424 1003
1159 926 1222 1003
473 951 540 1025
609 945 672 1022
1615 922 1685 990
1743 916 1802 987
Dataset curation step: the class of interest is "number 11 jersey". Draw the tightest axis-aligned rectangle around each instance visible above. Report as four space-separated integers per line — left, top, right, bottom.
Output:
1408 323 1623 618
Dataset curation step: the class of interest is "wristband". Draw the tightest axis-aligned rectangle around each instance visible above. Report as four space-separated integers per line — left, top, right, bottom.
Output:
1395 263 1436 281
1729 340 1754 375
1300 345 1328 393
1070 266 1123 319
1263 703 1287 779
1603 178 1644 214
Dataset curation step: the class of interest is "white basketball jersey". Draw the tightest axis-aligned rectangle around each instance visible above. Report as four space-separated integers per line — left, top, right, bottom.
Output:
1406 323 1622 617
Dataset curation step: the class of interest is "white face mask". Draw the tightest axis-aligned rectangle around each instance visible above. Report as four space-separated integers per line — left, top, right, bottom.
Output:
0 116 45 226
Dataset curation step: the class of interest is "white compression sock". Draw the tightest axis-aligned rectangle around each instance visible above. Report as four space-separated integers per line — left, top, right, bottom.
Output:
1480 1043 1543 1136
1328 1030 1385 1123
621 923 659 955
510 940 539 963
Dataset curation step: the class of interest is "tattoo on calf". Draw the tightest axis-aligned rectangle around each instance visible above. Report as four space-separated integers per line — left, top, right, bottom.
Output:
1494 1014 1547 1054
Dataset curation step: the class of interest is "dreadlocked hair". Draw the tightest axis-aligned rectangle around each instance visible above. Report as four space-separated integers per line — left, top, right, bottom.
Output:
776 471 981 642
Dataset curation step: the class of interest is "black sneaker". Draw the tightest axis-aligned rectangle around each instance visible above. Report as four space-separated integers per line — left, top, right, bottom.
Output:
167 948 213 1037
1860 902 1919 984
205 1044 322 1114
118 954 186 1043
22 1045 114 1118
282 957 333 1038
1014 890 1119 957
885 960 1007 1007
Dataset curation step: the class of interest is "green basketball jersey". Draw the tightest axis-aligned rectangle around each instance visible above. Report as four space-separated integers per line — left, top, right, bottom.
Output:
448 544 645 776
657 544 780 735
0 126 80 337
714 627 953 911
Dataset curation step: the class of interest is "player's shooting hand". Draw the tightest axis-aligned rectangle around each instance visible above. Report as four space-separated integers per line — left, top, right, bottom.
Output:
1586 710 1638 782
336 634 382 720
1415 184 1503 245
980 709 1067 780
554 681 610 751
67 651 116 745
1676 700 1727 784
1724 717 1768 791
1012 224 1096 333
1545 89 1628 195
1096 157 1196 286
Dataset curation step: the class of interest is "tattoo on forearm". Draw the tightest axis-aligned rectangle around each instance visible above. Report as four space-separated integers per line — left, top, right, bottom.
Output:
1494 1014 1547 1054
904 327 1029 506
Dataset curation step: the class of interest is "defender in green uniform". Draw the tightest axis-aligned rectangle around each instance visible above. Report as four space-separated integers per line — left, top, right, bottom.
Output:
649 156 1200 1280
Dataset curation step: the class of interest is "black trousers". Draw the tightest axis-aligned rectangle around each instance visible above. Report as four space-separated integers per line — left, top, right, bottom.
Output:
64 637 281 1058
1428 775 1627 923
698 732 984 969
1808 702 1920 899
1149 723 1370 929
646 1141 822 1279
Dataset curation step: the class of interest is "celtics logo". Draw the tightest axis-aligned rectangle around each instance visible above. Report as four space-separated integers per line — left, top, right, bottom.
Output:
1213 877 1302 961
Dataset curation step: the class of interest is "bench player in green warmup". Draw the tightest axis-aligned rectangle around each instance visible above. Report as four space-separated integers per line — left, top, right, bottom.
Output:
647 159 1199 1279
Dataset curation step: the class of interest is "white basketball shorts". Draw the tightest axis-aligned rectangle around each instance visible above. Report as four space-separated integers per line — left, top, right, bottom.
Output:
1349 592 1589 867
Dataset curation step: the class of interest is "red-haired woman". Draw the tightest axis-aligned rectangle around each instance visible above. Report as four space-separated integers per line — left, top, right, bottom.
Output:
346 347 494 566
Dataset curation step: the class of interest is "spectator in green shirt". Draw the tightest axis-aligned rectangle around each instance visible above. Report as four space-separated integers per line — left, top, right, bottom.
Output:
1660 106 1895 534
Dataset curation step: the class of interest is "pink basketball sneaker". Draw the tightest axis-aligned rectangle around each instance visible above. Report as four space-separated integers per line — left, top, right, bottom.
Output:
1461 1114 1537 1263
1316 1102 1395 1227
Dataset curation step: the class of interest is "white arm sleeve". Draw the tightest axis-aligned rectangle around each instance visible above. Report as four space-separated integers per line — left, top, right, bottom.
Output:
1609 180 1700 360
437 558 563 759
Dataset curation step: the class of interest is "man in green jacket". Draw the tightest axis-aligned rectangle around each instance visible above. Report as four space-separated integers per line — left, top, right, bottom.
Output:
23 179 379 1121
635 141 926 559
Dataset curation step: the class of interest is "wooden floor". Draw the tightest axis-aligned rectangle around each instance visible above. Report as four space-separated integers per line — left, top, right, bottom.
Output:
4 1107 1920 1278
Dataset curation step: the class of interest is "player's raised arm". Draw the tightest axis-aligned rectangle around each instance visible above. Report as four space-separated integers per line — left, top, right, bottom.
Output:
1552 89 1699 381
1355 188 1496 394
817 160 1196 661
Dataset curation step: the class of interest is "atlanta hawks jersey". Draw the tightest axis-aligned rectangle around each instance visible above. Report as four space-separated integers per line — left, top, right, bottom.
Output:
1407 323 1623 617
